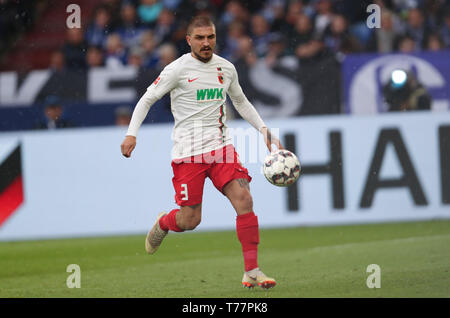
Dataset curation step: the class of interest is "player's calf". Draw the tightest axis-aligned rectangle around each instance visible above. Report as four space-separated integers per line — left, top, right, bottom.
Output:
177 204 202 230
179 215 201 230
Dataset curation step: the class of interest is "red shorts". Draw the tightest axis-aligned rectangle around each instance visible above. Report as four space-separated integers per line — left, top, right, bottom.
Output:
171 144 252 206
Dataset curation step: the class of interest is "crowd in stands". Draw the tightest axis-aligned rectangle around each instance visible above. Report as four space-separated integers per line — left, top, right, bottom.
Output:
1 0 448 130
53 0 450 73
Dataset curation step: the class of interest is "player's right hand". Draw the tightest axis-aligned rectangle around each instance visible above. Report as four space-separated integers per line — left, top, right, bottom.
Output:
261 127 284 152
121 135 136 158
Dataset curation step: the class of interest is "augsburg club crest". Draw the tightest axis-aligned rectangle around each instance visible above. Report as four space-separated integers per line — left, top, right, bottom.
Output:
217 67 224 84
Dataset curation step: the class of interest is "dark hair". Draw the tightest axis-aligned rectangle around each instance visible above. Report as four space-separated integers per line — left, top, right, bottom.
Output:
186 16 215 35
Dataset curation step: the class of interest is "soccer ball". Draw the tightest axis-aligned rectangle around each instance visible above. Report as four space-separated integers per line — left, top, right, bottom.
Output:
263 150 301 187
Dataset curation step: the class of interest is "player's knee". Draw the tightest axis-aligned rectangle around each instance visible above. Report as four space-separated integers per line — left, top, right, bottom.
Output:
244 193 253 211
235 190 253 211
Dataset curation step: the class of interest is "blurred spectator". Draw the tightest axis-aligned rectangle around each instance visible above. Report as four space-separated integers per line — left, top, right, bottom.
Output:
425 32 445 51
440 7 450 48
390 0 419 12
34 96 75 130
86 46 105 67
153 9 178 44
61 28 87 70
134 42 177 96
312 0 335 37
135 43 176 123
288 14 314 54
217 0 250 41
250 14 273 57
115 106 132 126
232 36 279 116
321 14 361 56
48 51 66 73
104 34 128 68
116 1 144 48
138 0 164 25
333 0 374 25
373 0 393 11
265 33 288 67
171 21 191 55
422 0 446 29
366 9 402 53
101 0 122 10
127 46 145 67
280 0 305 37
41 51 68 100
404 7 432 50
293 12 326 63
140 30 160 68
175 0 217 25
157 43 178 69
85 6 112 48
295 38 325 62
397 34 417 52
260 0 286 30
221 20 247 62
100 0 122 28
219 0 249 26
162 0 183 11
235 36 258 65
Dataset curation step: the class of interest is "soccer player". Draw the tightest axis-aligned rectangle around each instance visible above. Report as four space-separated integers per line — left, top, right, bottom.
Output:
120 16 283 289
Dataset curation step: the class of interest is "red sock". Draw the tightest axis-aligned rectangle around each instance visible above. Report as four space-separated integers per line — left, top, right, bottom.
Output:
236 212 259 272
159 209 184 232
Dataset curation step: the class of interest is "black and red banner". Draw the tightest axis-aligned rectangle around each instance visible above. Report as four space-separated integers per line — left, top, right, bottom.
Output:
0 144 24 226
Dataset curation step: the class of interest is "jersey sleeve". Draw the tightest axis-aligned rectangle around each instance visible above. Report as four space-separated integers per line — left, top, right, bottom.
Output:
147 62 179 99
227 65 266 131
126 62 179 137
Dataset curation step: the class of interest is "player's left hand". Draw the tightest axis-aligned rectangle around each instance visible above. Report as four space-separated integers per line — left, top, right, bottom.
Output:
261 127 284 152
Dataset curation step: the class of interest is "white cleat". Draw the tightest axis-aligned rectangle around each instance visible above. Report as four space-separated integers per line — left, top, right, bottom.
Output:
145 212 168 254
242 268 276 289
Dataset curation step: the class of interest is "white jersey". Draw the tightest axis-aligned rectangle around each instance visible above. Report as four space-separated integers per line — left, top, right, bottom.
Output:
126 53 266 160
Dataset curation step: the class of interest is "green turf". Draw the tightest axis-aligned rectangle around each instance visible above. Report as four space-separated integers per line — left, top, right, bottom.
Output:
0 220 449 298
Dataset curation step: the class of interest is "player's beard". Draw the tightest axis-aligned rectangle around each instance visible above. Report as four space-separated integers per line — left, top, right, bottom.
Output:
193 47 213 63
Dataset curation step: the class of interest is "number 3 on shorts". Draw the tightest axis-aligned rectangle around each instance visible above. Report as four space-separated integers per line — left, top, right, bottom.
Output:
181 184 188 201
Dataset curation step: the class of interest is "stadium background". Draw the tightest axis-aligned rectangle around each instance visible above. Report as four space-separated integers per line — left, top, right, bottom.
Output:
0 0 449 129
0 0 449 298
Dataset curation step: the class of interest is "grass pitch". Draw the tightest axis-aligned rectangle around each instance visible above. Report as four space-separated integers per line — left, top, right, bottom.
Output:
0 220 449 298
